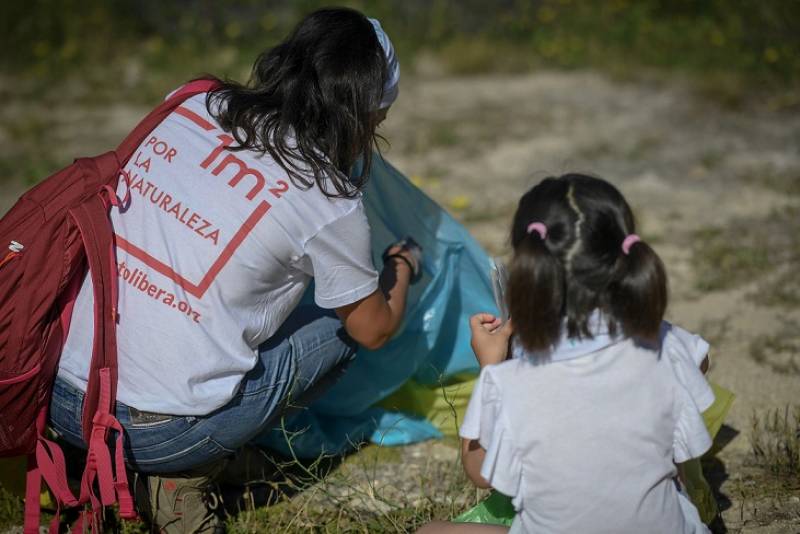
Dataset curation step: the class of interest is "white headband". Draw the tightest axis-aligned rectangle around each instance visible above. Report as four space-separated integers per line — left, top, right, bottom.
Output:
368 18 400 109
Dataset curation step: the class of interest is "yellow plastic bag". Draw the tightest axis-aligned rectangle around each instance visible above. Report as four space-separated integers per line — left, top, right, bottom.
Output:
682 382 736 523
376 374 477 439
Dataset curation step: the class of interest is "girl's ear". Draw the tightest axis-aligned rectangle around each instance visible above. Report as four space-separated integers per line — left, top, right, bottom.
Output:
608 240 667 342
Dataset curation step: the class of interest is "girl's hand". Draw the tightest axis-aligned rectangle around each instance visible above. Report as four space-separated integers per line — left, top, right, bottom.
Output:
469 313 513 368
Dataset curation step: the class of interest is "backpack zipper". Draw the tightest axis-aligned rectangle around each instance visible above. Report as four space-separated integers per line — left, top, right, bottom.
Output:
0 251 20 269
1 241 24 269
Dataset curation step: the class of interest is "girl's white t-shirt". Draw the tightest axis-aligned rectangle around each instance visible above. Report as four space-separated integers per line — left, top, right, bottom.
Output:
57 93 379 415
461 334 713 534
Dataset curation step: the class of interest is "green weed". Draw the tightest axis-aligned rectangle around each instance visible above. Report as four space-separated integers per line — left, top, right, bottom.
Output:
750 406 800 478
3 0 800 105
751 268 800 309
0 485 23 531
428 122 461 149
691 227 771 292
0 154 64 186
625 136 662 161
699 150 724 171
222 429 475 532
691 206 800 293
749 319 800 376
696 316 731 350
742 166 800 197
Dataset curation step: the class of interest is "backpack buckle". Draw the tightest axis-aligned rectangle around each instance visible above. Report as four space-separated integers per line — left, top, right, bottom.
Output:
9 240 24 253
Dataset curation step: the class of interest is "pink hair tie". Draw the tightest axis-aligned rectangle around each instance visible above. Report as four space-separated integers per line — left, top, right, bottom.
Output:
622 234 641 255
526 222 547 240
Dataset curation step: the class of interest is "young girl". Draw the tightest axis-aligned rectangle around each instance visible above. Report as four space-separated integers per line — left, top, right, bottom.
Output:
419 173 711 533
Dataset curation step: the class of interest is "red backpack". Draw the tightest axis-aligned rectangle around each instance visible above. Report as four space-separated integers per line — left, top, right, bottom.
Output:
0 79 219 533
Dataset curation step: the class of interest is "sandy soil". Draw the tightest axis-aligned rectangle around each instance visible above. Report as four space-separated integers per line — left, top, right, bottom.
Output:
382 71 800 532
2 70 798 532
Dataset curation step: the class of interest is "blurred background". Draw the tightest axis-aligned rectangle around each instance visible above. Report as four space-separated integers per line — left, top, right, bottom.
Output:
2 0 799 98
1 0 799 196
1 0 799 189
1 2 798 532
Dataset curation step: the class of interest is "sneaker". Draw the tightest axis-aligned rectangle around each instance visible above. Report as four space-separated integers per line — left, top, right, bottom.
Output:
219 445 278 487
218 445 281 514
134 462 226 534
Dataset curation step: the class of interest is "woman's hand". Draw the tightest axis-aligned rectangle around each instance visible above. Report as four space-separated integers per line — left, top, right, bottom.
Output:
383 243 419 276
469 313 513 368
336 239 420 350
382 236 422 280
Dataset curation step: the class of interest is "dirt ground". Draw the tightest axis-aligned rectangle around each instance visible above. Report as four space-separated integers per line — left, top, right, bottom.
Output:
2 70 799 532
383 71 800 533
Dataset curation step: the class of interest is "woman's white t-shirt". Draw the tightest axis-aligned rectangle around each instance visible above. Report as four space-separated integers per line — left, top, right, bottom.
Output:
461 334 713 534
57 93 379 415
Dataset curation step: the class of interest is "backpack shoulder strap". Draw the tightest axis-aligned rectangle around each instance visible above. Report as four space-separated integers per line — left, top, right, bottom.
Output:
80 77 221 431
116 79 222 160
73 194 119 433
70 195 137 522
22 78 222 534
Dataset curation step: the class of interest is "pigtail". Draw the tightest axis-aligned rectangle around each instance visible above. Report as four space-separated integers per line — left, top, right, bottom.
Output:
508 233 565 352
608 240 667 342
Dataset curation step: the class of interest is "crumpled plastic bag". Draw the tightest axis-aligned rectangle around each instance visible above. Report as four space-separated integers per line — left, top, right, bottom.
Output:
255 154 496 457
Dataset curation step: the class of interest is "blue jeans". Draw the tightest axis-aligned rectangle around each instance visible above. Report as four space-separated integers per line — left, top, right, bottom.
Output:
49 305 357 474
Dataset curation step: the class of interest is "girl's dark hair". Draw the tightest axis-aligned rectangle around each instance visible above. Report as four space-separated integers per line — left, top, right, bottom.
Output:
508 173 667 352
205 7 387 198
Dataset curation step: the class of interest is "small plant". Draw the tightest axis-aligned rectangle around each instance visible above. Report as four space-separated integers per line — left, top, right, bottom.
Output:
696 316 731 349
751 268 800 309
742 165 800 197
750 406 800 478
221 415 476 532
691 206 800 293
691 226 771 292
748 319 800 375
0 485 23 531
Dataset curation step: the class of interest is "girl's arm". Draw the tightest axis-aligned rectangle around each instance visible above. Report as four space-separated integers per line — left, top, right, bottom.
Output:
461 438 492 489
700 353 710 374
469 313 514 367
460 313 515 488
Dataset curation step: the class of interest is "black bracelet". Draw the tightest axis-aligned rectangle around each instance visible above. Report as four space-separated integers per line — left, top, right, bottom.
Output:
384 253 417 277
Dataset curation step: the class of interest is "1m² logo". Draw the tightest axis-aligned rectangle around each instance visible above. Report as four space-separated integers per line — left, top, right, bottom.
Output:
115 105 287 299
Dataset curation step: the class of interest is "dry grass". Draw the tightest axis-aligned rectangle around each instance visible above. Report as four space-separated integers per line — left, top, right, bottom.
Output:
750 406 800 478
691 206 800 293
749 319 800 376
220 438 477 533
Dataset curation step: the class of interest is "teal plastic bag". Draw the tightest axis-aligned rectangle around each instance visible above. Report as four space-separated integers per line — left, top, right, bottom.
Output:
256 154 496 457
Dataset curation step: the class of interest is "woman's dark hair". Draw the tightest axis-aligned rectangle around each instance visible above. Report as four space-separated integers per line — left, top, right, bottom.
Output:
507 173 667 352
205 7 387 198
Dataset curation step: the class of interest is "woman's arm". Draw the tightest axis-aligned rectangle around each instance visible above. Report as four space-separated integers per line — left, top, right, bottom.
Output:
335 246 414 350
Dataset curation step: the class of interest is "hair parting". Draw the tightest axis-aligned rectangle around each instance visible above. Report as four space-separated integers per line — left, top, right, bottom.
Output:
508 174 668 355
563 184 584 275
